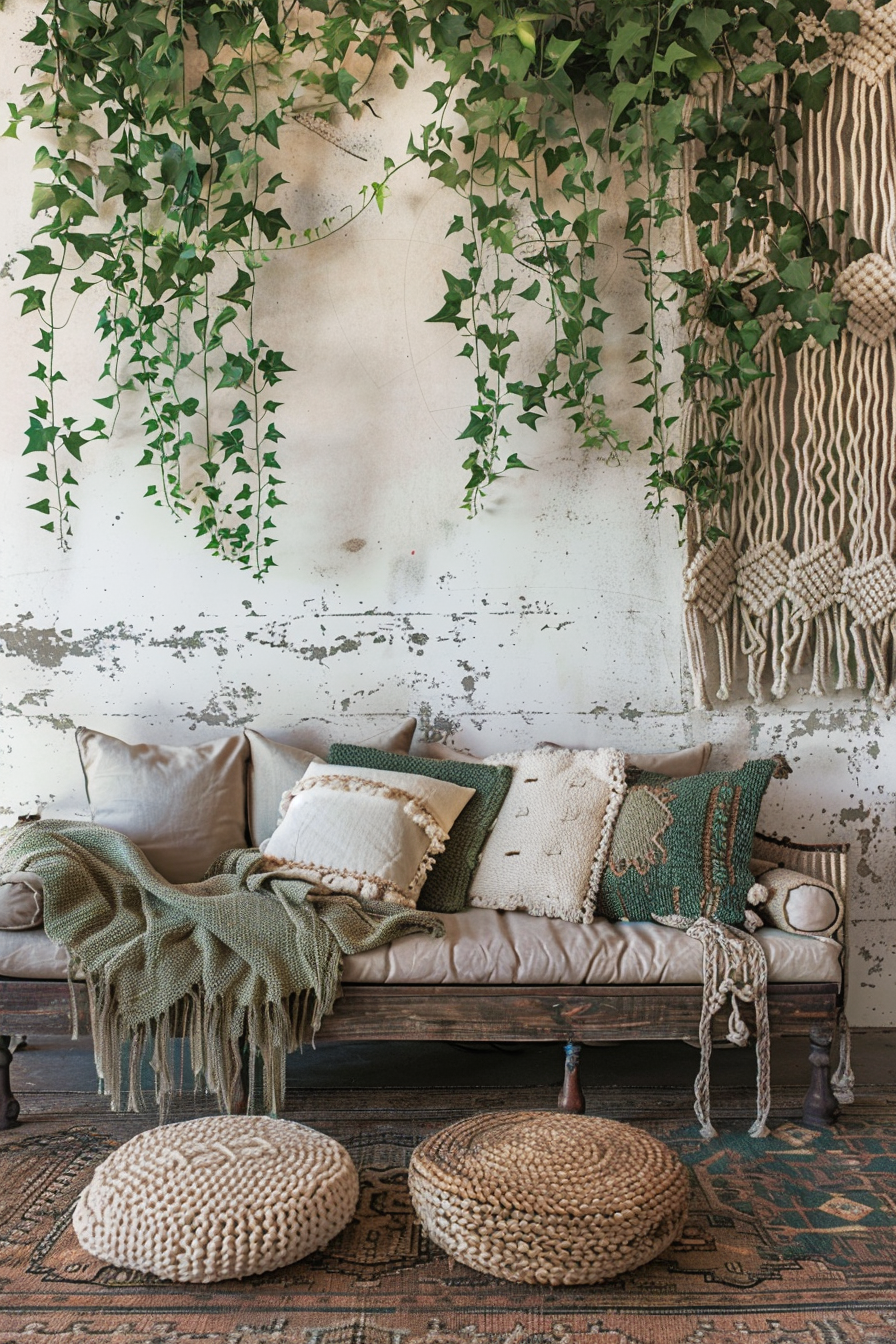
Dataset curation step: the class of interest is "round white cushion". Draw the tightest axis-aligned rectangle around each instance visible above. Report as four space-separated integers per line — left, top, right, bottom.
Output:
73 1115 358 1282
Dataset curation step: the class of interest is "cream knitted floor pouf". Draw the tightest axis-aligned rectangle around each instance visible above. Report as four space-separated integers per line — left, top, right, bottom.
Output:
73 1115 359 1282
408 1110 689 1285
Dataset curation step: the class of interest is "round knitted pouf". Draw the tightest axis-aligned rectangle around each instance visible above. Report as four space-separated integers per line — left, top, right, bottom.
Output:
73 1115 359 1283
408 1111 689 1285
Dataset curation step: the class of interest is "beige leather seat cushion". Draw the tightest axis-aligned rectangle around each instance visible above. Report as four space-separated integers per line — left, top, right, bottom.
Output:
0 908 842 986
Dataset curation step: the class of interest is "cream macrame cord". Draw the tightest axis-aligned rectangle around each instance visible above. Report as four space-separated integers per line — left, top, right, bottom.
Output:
654 912 772 1138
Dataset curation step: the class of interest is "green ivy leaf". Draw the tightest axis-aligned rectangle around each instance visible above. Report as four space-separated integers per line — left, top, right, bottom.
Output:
827 9 861 33
739 60 785 84
607 20 652 72
779 257 813 289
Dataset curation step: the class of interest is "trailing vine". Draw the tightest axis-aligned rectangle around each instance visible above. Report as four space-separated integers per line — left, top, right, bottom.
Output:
7 0 858 560
8 0 397 575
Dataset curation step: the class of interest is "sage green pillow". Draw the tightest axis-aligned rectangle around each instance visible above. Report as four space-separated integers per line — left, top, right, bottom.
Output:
598 757 789 926
327 744 513 913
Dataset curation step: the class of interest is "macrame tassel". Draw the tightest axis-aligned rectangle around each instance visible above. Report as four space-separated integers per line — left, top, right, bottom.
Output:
741 611 771 703
835 603 853 691
716 621 732 701
685 605 712 710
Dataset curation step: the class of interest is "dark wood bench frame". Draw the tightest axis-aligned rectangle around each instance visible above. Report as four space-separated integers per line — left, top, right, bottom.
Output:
0 833 849 1133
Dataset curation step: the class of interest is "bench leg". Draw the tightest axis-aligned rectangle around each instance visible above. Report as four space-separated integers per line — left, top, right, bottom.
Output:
557 1042 585 1113
802 1025 839 1129
0 1035 21 1131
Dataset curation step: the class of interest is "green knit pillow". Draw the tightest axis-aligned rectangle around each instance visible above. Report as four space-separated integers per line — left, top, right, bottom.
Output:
327 744 513 913
598 757 789 926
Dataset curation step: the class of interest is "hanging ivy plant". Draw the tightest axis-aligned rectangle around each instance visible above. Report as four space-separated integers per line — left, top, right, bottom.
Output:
7 0 855 569
7 0 397 576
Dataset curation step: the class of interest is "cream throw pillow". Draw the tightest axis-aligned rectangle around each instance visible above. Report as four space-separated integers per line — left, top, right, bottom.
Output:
468 747 627 924
261 762 476 908
246 717 418 847
76 728 249 884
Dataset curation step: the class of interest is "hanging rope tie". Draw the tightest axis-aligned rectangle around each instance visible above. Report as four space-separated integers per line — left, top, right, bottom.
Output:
653 913 771 1139
831 1008 856 1105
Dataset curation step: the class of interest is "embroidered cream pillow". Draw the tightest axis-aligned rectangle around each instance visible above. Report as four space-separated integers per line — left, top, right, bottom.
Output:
468 747 627 924
261 763 476 908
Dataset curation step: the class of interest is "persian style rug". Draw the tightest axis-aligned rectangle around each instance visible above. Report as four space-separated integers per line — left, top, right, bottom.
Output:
1 1087 894 1344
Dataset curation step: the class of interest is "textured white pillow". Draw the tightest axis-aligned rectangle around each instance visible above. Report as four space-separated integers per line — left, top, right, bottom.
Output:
0 871 44 929
261 762 476 907
468 748 627 924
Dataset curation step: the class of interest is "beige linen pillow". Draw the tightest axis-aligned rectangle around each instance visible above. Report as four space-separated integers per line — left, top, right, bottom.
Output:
755 866 843 936
626 743 712 776
415 740 483 763
76 727 249 884
537 740 712 777
0 871 44 929
261 762 475 908
417 737 711 777
468 747 627 924
246 717 417 847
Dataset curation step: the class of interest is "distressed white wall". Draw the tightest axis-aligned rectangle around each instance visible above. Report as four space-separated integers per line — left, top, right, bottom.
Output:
1 1 893 1025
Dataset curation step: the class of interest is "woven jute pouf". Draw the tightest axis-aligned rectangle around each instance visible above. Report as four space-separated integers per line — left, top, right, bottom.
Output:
408 1110 689 1285
73 1115 358 1283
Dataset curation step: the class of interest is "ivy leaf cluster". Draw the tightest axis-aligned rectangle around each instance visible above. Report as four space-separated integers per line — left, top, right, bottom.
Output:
8 0 860 550
8 0 396 575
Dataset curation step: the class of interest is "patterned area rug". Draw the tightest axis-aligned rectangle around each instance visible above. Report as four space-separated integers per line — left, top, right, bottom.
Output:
1 1088 894 1343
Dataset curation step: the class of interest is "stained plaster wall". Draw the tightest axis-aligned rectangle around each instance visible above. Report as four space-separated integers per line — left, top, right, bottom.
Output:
1 1 893 1026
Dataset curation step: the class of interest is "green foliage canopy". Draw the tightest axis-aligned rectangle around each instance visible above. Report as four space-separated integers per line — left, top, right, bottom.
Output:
7 0 856 568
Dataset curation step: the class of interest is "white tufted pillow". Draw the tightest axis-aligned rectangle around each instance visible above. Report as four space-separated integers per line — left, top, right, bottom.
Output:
73 1115 358 1283
261 762 475 907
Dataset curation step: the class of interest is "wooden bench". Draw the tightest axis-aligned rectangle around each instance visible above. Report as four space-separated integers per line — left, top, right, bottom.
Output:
0 832 848 1131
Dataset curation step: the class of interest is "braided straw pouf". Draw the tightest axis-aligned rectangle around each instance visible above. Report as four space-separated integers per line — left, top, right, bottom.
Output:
73 1115 358 1283
408 1111 689 1285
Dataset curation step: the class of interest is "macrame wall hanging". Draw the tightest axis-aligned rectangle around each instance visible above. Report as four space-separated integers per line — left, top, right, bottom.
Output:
680 0 896 709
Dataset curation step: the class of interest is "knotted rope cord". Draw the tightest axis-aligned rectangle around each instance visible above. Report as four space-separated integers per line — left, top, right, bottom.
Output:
653 910 771 1139
831 1009 856 1104
681 2 896 706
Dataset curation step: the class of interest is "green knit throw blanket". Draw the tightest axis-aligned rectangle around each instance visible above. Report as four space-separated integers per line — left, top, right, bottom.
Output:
0 820 443 1116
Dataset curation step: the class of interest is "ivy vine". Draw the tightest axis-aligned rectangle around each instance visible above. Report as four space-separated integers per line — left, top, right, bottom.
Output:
8 0 858 566
7 0 395 575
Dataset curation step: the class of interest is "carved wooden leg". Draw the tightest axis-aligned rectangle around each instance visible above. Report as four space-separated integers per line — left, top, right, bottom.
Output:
0 1035 21 1131
557 1042 585 1114
802 1025 840 1129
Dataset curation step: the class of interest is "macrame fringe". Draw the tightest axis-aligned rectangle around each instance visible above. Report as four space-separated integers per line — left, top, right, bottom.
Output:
654 915 771 1139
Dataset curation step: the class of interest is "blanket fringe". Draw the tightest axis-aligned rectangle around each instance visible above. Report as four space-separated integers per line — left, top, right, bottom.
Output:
77 958 323 1119
653 914 771 1138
